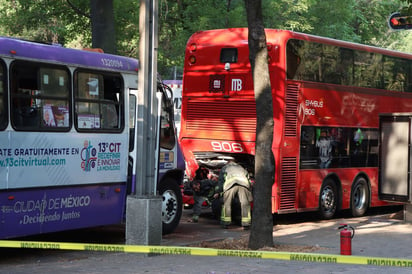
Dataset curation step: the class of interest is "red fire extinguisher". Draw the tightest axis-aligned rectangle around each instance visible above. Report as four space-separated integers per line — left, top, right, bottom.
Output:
338 224 355 255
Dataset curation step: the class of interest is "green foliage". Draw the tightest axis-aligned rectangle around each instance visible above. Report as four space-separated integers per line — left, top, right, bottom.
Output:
0 0 410 78
354 0 400 45
113 0 139 57
158 0 247 78
400 0 412 15
0 0 90 45
307 0 359 41
262 0 313 32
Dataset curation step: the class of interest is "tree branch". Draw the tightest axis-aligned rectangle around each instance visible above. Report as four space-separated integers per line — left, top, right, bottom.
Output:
66 0 90 18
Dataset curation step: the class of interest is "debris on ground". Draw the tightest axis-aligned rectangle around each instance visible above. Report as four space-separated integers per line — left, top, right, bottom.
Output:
194 234 326 252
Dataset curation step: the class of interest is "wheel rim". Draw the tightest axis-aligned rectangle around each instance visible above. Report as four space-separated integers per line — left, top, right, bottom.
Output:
162 190 178 224
321 185 335 213
353 182 366 209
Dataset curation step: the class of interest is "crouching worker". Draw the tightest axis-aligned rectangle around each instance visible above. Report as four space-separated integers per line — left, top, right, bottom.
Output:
190 179 218 223
217 161 253 230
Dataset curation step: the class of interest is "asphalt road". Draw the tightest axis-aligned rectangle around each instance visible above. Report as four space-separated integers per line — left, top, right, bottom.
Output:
1 205 411 274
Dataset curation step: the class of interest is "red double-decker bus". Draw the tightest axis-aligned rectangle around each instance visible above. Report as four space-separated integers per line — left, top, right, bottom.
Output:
179 28 409 219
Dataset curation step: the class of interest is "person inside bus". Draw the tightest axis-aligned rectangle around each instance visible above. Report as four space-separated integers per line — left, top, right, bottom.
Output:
316 129 334 168
353 128 364 155
189 179 219 223
216 160 253 230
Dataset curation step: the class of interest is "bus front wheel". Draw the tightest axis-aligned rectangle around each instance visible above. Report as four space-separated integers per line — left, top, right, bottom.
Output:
351 177 369 217
159 179 182 234
319 179 338 219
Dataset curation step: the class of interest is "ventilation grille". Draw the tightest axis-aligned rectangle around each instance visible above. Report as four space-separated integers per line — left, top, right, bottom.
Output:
284 84 299 137
280 157 297 210
186 100 256 133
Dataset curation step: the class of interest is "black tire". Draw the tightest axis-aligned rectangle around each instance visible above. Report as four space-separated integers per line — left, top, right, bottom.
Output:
319 178 338 219
158 179 182 235
351 177 369 217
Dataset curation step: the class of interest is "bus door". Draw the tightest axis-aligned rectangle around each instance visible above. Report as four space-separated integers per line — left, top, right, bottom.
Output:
127 83 178 192
128 88 138 194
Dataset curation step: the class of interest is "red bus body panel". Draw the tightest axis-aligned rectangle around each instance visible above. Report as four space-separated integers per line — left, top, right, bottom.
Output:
180 28 407 214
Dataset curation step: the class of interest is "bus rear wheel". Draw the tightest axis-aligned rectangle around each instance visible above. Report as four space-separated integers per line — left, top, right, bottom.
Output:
319 179 338 219
159 179 182 235
351 177 369 217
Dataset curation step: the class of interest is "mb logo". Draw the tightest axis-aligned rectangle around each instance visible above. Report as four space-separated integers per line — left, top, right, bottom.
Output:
231 78 242 91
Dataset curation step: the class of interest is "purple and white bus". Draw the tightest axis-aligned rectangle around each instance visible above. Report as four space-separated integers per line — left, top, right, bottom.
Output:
0 37 184 238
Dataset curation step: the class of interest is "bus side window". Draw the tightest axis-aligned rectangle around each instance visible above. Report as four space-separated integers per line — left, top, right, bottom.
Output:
300 126 379 169
0 62 6 130
76 72 101 129
101 77 121 129
384 56 410 92
286 40 301 80
159 84 176 150
159 95 176 150
11 61 70 131
75 71 123 131
338 48 354 86
39 68 70 128
11 68 41 129
101 103 118 128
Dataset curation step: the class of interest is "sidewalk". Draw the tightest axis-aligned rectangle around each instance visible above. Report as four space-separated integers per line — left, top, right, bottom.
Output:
1 206 410 274
163 206 412 259
274 212 412 258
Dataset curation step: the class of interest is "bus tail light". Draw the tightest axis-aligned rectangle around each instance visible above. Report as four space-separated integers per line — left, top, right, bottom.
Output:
114 187 121 193
189 43 197 52
8 195 15 200
189 55 196 64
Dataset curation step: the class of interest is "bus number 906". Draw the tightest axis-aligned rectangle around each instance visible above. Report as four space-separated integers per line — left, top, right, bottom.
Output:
211 141 244 153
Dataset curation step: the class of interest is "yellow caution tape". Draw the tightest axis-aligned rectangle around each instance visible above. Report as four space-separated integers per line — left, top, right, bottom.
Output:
0 240 411 268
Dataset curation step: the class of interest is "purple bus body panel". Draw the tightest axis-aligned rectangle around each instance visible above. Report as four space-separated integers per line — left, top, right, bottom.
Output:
0 37 139 72
0 184 126 239
163 80 182 86
176 143 185 171
131 174 136 194
0 37 137 239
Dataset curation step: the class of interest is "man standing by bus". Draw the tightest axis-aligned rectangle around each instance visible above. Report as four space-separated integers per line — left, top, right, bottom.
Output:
216 160 253 230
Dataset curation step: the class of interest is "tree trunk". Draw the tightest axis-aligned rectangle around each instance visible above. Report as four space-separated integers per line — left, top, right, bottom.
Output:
245 0 275 250
90 0 117 54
